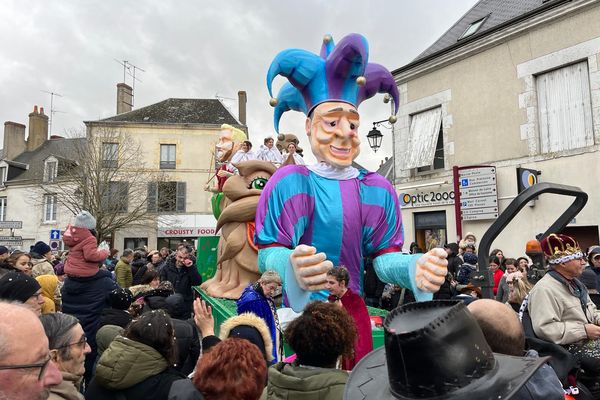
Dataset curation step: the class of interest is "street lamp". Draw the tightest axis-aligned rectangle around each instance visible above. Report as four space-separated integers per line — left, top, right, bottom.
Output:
367 124 383 152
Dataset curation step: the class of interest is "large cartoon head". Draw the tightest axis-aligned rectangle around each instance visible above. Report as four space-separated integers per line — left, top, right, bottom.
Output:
306 101 361 167
216 124 246 162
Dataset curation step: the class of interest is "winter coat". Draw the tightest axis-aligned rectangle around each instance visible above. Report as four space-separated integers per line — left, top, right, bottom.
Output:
96 324 124 359
115 258 133 288
48 371 84 400
131 257 146 278
237 284 279 361
63 225 109 278
85 336 185 400
456 262 477 285
172 319 200 376
36 274 59 314
31 256 56 277
98 308 132 329
260 362 348 400
168 379 204 400
496 275 510 303
159 258 202 311
61 269 117 376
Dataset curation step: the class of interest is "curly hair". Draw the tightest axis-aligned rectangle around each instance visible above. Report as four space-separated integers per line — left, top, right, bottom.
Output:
193 338 267 400
285 301 357 368
125 310 177 365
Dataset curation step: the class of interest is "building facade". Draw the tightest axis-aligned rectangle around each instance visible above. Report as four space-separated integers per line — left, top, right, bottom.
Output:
392 0 600 254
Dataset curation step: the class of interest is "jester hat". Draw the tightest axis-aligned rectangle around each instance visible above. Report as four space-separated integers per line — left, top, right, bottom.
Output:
267 33 400 132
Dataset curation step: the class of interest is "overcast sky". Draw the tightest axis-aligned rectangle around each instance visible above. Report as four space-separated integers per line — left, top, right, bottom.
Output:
1 0 478 170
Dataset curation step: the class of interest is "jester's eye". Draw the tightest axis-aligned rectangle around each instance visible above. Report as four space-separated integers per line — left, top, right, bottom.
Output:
249 177 268 190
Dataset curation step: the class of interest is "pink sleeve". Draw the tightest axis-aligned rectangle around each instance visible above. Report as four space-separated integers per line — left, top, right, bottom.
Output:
81 236 109 262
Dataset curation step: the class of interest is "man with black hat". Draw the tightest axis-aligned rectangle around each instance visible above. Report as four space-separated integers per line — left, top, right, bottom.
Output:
528 233 600 371
344 300 547 399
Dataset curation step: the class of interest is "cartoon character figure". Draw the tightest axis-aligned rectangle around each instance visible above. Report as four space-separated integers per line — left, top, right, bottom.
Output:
201 160 277 299
255 33 448 312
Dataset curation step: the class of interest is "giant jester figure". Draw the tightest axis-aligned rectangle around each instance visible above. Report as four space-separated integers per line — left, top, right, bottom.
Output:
256 33 448 312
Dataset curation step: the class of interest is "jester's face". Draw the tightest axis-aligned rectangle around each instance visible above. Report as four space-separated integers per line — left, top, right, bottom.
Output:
306 101 361 168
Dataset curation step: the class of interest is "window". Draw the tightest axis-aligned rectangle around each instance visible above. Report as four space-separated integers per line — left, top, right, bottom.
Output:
147 181 186 213
102 143 119 168
44 194 57 222
459 17 487 40
537 61 594 153
101 181 129 213
0 197 6 222
0 166 6 186
417 124 445 173
124 237 148 250
160 144 176 169
401 107 443 171
44 160 58 183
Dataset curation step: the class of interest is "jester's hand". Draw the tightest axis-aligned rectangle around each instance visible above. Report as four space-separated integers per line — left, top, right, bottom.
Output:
415 248 448 292
290 244 333 291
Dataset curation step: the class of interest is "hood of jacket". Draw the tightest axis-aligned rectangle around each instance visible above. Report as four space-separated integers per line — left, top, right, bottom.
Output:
219 312 273 362
265 362 348 397
95 336 168 390
36 274 58 299
31 258 55 278
63 224 95 247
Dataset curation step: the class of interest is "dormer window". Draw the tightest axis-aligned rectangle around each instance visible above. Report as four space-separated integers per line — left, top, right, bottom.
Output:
44 159 58 183
459 16 487 40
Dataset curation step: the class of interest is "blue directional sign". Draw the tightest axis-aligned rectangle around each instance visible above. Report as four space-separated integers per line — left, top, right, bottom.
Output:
50 229 61 240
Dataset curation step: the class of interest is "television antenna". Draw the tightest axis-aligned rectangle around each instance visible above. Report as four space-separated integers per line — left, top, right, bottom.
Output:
114 59 146 106
41 90 66 134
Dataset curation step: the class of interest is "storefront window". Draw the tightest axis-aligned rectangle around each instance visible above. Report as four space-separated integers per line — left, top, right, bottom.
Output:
157 237 195 251
124 237 148 250
414 211 447 252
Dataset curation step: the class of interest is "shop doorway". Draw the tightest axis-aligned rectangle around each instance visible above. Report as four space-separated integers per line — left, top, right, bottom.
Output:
414 211 447 252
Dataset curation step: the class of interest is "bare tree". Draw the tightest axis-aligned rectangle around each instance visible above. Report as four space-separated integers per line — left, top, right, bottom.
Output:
39 126 173 241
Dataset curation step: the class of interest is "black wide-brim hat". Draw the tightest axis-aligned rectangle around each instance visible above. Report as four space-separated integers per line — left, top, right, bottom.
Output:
344 301 548 400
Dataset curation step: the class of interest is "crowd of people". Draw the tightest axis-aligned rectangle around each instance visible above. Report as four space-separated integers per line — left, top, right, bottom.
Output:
2 209 600 399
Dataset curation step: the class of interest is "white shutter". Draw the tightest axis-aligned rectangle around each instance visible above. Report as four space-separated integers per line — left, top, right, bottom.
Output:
401 107 442 169
537 61 593 153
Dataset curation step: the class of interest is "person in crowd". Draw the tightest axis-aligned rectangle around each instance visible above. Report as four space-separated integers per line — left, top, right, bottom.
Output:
231 140 258 164
458 232 477 255
164 293 201 375
528 233 600 373
362 256 385 307
262 301 356 399
53 262 65 311
148 250 165 271
490 248 505 267
489 255 503 296
115 248 134 288
36 274 59 314
160 247 171 260
456 252 478 285
237 270 282 361
257 136 283 166
517 256 530 271
63 211 110 278
507 271 532 312
326 266 372 370
160 244 202 318
586 245 600 290
31 241 55 277
191 338 266 400
40 313 91 400
0 301 63 400
496 258 518 303
581 268 599 294
4 250 33 276
86 310 186 399
95 324 124 363
282 142 305 166
468 299 565 399
130 250 147 279
452 283 482 305
61 261 118 385
443 242 462 277
98 288 134 329
0 271 45 316
129 270 161 297
103 249 119 271
193 298 274 364
0 246 10 277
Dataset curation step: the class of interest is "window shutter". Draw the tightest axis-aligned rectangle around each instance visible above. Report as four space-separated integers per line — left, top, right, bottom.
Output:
401 107 443 169
176 182 186 212
147 182 158 212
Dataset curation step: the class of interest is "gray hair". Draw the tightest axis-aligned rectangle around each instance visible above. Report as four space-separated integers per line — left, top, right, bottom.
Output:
122 248 134 258
40 313 80 360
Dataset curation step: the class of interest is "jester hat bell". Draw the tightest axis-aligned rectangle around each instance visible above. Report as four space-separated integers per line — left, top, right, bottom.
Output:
267 33 400 132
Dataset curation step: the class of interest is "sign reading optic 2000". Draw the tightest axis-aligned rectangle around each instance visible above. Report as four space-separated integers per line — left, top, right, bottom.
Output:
399 190 455 208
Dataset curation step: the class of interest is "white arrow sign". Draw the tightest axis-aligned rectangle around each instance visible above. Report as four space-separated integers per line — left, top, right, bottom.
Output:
461 207 499 215
458 167 496 178
460 185 497 198
461 196 498 209
462 212 498 221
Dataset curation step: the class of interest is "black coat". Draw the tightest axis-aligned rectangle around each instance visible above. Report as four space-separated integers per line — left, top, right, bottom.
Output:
98 308 133 329
159 259 202 304
86 368 186 400
172 319 201 376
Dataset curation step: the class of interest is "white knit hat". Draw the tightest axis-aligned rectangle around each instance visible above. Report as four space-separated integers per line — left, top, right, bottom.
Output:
74 210 96 230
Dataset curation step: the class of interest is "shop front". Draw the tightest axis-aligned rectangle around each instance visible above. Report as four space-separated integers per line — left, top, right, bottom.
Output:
157 214 217 250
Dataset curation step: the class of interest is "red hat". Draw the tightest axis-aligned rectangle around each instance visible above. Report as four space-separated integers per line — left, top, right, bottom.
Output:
540 233 583 265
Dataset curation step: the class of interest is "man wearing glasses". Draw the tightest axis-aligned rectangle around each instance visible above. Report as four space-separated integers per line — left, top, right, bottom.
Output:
40 313 91 400
0 301 62 399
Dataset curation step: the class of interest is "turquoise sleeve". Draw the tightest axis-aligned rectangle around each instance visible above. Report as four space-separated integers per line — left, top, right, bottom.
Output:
258 247 312 312
373 252 433 302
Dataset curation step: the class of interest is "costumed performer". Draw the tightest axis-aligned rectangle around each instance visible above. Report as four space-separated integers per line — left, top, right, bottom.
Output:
282 142 305 166
255 33 448 312
257 137 283 166
231 140 258 164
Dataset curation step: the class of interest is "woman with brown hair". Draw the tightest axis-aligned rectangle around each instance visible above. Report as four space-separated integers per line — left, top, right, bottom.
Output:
6 250 33 275
261 301 357 399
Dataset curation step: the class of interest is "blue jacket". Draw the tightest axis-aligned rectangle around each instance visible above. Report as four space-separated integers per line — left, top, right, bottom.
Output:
237 284 278 361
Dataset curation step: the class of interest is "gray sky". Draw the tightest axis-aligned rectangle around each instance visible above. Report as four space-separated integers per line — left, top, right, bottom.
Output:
1 0 478 170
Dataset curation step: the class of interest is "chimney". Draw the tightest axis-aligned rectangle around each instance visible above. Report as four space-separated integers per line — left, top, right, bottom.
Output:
238 90 247 126
3 121 26 160
116 83 133 115
26 105 49 152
